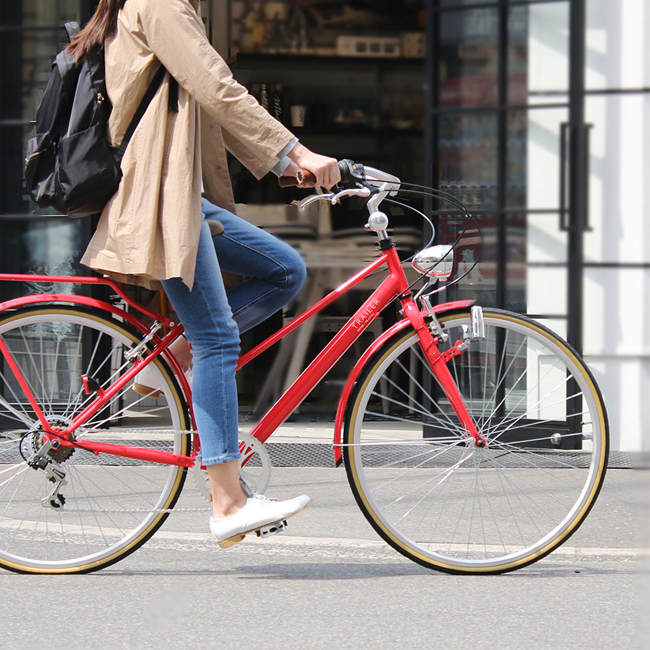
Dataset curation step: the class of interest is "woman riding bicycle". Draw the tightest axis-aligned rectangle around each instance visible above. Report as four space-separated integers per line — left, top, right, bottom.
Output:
70 0 340 548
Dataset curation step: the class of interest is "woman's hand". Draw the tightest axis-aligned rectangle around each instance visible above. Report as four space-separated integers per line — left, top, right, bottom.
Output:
287 143 340 189
280 159 303 182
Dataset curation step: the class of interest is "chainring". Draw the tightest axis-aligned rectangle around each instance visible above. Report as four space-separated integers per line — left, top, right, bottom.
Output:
192 432 272 501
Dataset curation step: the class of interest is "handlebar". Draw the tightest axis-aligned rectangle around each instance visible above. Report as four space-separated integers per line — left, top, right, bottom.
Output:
294 162 401 223
278 159 399 189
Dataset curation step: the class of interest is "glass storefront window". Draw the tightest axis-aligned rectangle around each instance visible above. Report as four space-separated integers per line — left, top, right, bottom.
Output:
1 1 94 216
1 1 96 297
509 1 569 104
524 106 568 211
506 106 568 212
438 212 496 307
439 8 499 107
505 212 528 312
439 1 498 7
438 211 529 313
438 112 498 210
16 1 84 27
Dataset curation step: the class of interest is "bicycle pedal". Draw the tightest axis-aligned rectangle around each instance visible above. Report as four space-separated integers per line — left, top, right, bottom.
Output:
217 534 246 549
256 520 287 538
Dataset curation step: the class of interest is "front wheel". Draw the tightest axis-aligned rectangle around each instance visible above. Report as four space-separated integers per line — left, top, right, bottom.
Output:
343 309 609 574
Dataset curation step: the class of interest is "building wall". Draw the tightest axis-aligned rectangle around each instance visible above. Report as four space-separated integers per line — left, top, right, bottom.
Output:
583 0 650 451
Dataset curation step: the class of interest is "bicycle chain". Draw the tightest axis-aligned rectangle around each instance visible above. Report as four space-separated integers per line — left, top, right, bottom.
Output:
38 429 255 514
59 506 211 514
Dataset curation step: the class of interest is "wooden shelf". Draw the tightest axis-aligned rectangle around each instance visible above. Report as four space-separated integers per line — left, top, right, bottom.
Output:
227 52 425 68
290 126 424 136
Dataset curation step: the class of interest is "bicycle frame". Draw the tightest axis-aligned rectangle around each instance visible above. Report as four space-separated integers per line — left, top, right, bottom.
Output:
0 244 481 469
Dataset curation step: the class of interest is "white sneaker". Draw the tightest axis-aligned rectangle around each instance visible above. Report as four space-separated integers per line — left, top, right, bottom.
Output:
132 364 193 397
210 493 311 549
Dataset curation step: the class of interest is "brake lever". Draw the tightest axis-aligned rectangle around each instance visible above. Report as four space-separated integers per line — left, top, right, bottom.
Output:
299 186 372 211
299 193 335 210
331 187 372 203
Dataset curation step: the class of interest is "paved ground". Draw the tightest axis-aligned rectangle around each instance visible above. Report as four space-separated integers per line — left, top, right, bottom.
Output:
1 467 648 650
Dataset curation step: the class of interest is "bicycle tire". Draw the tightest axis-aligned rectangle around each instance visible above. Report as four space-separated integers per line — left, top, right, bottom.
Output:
343 308 609 574
0 305 191 574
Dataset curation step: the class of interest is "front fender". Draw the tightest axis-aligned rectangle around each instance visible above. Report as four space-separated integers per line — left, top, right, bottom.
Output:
333 299 474 465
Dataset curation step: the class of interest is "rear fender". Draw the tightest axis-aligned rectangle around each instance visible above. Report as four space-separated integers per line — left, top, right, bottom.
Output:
0 293 189 403
333 299 474 465
0 293 151 336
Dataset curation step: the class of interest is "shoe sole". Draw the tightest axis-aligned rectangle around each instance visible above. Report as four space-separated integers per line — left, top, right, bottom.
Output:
132 383 163 398
216 499 312 549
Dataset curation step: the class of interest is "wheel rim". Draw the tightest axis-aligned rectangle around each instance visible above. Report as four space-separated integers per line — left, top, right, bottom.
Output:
0 309 189 572
346 311 608 572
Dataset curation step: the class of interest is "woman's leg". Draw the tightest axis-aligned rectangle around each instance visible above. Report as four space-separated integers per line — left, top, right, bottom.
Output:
162 218 311 539
156 201 306 378
203 199 307 334
162 220 246 518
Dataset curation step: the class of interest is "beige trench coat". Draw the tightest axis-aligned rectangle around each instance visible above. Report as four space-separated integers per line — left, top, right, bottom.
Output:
81 0 294 289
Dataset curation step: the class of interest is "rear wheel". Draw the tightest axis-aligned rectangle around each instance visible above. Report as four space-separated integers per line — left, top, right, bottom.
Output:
343 309 608 574
0 306 191 574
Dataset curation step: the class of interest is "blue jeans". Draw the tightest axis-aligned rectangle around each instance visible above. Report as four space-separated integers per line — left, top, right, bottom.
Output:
162 199 306 465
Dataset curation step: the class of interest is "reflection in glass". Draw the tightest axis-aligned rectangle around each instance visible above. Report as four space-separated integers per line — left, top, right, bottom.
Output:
18 0 82 27
438 212 496 307
439 8 498 107
439 1 498 9
506 110 527 209
505 213 527 312
1 2 88 216
439 113 498 209
507 5 529 104
437 212 527 313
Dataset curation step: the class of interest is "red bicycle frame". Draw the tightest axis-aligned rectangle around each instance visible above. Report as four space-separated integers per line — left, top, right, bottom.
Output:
0 245 482 469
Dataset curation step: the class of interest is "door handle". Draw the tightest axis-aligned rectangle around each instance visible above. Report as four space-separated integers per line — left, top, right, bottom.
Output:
559 122 570 231
559 122 592 232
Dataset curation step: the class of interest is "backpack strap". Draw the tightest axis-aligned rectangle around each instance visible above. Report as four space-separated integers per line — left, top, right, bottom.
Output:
168 77 179 113
118 64 168 153
64 22 80 43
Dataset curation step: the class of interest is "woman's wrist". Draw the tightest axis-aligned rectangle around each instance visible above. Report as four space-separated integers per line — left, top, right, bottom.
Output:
287 142 310 166
287 143 340 188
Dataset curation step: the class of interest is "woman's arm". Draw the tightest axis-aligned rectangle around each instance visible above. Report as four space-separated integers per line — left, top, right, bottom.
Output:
137 0 293 172
138 0 340 188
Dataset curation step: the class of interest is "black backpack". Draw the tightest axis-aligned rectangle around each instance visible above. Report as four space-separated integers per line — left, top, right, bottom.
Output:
24 22 171 218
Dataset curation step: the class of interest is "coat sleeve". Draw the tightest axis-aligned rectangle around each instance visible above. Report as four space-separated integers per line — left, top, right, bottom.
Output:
137 0 294 173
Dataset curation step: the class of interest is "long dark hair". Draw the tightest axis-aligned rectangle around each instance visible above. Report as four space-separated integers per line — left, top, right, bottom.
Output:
67 0 127 63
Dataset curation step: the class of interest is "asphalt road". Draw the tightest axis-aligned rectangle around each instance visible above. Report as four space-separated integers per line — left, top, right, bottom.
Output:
1 468 648 650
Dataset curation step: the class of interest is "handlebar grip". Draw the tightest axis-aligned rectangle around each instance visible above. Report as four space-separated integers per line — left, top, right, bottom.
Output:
278 160 354 188
278 170 317 188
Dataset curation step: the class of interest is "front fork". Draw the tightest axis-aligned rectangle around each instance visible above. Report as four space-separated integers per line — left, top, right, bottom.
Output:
405 298 487 447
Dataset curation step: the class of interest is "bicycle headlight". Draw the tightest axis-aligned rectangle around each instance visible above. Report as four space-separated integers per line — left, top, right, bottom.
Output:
412 245 454 280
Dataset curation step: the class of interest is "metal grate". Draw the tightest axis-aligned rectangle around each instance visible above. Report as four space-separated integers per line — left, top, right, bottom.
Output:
2 436 645 469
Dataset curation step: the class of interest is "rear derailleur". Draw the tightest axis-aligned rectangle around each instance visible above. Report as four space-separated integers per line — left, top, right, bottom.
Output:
26 439 68 510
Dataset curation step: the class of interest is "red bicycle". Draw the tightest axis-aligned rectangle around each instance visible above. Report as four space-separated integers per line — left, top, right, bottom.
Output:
0 162 608 574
